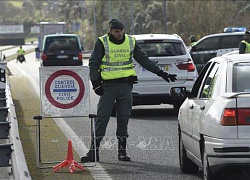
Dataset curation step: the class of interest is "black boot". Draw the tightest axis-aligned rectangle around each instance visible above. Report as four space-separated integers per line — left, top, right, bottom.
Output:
118 137 131 161
81 138 101 163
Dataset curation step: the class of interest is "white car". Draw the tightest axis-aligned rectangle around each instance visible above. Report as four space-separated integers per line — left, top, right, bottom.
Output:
170 54 250 179
132 34 198 109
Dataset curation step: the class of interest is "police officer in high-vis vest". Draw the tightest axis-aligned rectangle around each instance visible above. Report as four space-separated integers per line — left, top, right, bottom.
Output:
81 19 177 163
189 35 197 47
239 30 250 54
17 46 25 63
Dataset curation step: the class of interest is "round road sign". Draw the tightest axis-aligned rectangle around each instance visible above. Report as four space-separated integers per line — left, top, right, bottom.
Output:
45 70 85 109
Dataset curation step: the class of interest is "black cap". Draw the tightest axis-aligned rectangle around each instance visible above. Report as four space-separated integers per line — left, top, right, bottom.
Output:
109 18 124 29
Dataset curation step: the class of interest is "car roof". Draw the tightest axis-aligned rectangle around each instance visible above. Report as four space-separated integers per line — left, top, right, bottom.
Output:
132 34 182 41
44 34 79 37
212 54 250 64
197 32 244 42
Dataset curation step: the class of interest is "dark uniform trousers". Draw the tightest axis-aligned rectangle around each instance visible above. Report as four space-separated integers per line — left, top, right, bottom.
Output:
94 80 133 140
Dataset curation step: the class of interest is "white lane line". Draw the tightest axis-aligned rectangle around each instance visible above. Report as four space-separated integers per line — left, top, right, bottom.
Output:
7 61 112 180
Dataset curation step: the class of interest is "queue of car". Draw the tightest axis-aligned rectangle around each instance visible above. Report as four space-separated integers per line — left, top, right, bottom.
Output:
39 30 249 179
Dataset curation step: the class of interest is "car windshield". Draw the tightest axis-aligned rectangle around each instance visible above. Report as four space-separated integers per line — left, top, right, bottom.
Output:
138 41 186 57
45 36 79 52
233 62 250 92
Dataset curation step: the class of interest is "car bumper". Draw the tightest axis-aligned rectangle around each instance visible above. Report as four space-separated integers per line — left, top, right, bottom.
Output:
42 60 83 66
132 83 193 106
204 135 250 172
132 93 171 106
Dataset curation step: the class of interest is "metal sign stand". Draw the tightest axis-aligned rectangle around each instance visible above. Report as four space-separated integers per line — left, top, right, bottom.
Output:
33 114 97 169
34 66 97 170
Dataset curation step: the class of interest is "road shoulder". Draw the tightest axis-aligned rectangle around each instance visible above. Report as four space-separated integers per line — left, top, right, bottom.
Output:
8 75 94 180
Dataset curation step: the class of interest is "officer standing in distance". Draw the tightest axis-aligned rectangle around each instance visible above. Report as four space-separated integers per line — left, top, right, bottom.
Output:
239 30 250 54
81 19 177 163
189 35 197 47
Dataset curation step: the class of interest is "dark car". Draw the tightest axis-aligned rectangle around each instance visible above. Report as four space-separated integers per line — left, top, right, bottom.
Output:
190 31 244 73
41 34 83 66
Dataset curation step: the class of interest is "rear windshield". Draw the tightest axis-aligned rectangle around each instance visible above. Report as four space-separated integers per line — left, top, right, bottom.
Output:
44 36 80 51
233 62 250 92
137 41 186 57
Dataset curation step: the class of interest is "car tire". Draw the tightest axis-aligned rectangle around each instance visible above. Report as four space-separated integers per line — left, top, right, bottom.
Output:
202 143 213 180
179 126 199 173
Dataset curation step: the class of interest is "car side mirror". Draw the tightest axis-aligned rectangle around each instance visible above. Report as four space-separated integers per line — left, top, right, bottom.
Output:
170 87 188 100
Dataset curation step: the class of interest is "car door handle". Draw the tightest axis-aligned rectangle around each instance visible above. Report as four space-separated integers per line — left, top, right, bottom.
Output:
200 106 205 110
189 105 194 109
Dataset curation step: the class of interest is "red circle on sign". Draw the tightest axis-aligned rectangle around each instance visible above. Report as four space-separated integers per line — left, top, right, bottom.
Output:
45 70 85 109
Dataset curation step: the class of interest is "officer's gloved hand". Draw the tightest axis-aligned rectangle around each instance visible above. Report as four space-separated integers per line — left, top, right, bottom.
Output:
92 80 104 96
157 70 177 83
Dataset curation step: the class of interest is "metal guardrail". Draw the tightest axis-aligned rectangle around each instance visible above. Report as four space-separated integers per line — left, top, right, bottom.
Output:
0 62 31 180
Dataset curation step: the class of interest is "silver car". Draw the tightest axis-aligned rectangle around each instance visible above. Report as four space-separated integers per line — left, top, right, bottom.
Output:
171 54 250 180
132 34 198 109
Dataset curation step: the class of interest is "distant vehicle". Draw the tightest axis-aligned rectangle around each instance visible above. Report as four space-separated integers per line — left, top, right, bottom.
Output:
38 22 66 50
41 34 83 66
170 54 250 180
17 54 25 63
190 28 245 73
132 34 198 109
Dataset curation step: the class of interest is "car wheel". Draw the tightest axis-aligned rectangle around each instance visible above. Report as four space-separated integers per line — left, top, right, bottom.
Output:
202 143 213 180
179 126 199 173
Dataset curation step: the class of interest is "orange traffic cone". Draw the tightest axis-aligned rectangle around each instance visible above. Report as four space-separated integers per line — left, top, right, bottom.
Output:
52 140 85 173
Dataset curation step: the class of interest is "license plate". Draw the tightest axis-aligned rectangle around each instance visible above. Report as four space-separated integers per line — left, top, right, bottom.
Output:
57 55 68 59
160 65 169 71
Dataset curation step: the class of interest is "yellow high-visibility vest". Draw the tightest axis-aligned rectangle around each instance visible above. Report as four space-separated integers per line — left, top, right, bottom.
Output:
17 49 25 55
99 34 137 80
241 40 250 53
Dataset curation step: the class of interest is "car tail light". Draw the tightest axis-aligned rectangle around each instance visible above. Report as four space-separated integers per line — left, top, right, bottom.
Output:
238 108 250 125
78 52 82 60
221 109 237 126
221 108 250 126
41 53 47 61
176 58 195 72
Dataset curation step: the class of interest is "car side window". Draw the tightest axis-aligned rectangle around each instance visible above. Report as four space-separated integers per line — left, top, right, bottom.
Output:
191 62 212 97
221 35 242 49
200 63 219 98
233 63 250 92
195 37 220 51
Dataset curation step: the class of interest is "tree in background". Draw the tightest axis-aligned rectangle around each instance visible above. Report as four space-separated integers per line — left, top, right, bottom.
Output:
1 0 250 49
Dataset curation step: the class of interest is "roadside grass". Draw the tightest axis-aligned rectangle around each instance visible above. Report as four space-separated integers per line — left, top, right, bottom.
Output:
7 64 94 180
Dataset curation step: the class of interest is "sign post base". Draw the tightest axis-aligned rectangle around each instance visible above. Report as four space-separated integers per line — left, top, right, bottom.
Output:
52 140 85 173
